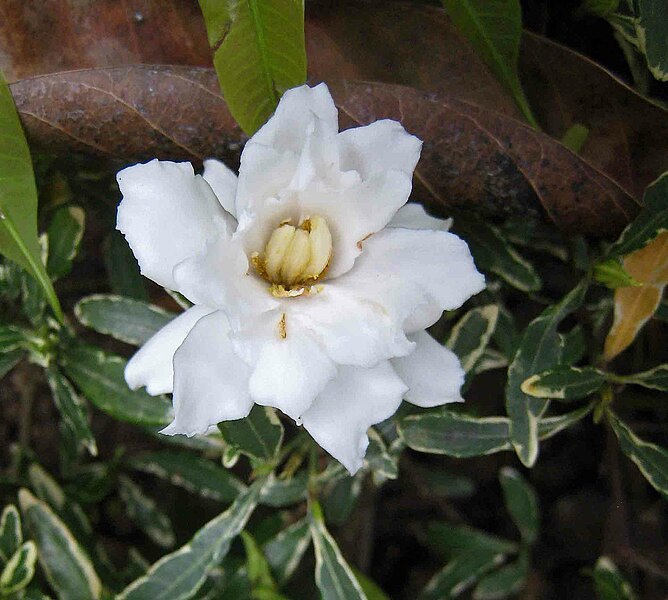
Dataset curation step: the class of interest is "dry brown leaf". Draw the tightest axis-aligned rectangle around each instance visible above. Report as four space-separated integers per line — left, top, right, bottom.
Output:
604 231 668 361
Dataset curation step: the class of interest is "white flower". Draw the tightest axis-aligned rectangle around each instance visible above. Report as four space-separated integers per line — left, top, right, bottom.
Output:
116 83 485 474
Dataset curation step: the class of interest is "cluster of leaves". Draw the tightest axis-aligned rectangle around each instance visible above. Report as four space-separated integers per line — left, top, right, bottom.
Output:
0 0 667 598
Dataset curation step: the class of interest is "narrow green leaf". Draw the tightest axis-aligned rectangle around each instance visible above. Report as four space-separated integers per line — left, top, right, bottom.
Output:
537 403 595 441
18 489 101 600
46 368 97 456
241 532 277 593
521 366 607 401
446 305 499 373
499 467 539 544
0 540 37 594
0 505 22 563
441 0 538 126
75 295 175 346
594 259 641 289
217 406 283 462
322 472 363 526
608 412 668 498
0 70 62 321
420 550 505 600
579 0 620 17
607 172 668 259
505 279 589 467
60 343 172 427
425 523 518 559
593 556 636 600
129 451 246 503
263 518 311 586
560 123 590 153
0 349 23 379
105 231 147 301
559 325 587 365
199 0 307 135
364 429 399 484
473 552 529 600
46 206 85 280
453 220 541 292
351 568 391 600
259 472 308 508
620 364 668 391
309 500 367 600
0 325 28 352
118 477 175 549
118 479 263 600
399 409 512 458
636 0 668 81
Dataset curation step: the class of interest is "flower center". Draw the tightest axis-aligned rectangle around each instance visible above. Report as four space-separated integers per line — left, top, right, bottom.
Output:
252 215 332 297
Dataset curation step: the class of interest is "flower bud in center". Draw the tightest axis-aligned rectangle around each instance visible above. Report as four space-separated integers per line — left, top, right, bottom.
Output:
255 216 332 292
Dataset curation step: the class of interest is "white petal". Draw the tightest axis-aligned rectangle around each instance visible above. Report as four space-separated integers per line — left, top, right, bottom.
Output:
388 203 452 231
293 283 414 367
172 233 278 327
338 228 485 332
161 311 253 436
203 159 238 218
116 160 233 289
125 305 214 395
391 331 464 407
338 119 422 179
301 362 408 474
232 311 337 420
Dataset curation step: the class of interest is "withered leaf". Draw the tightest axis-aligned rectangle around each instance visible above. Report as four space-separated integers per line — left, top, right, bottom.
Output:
10 68 639 235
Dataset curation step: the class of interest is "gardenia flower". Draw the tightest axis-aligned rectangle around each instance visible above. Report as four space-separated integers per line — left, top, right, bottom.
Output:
116 83 485 474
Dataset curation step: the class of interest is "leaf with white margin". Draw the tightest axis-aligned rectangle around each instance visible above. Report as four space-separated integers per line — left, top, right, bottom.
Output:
399 409 512 457
521 366 607 401
593 556 637 600
537 403 594 441
309 500 367 600
446 305 499 373
608 412 668 499
263 518 311 586
620 364 668 391
0 505 22 563
499 467 540 545
75 294 175 347
505 279 589 467
473 551 529 600
0 540 37 594
118 479 264 600
18 489 101 600
118 476 175 549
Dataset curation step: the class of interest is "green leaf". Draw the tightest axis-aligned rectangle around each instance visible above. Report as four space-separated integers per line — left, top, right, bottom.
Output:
0 505 22 563
309 500 367 600
452 220 541 292
198 0 307 135
446 305 499 373
473 552 529 600
0 70 63 321
593 556 636 600
217 406 283 463
505 279 589 467
560 123 590 153
118 480 263 600
259 472 308 508
420 550 505 600
241 532 277 593
425 523 518 559
608 412 668 499
18 489 101 600
399 409 512 458
351 568 391 600
619 364 668 391
580 0 620 17
75 295 175 346
440 0 537 126
537 403 595 441
118 476 175 549
46 206 85 280
607 172 668 259
60 343 172 427
105 231 147 301
0 540 37 594
322 472 362 526
0 349 23 379
364 429 399 484
521 366 607 401
129 451 246 503
46 367 97 456
636 0 668 81
263 518 311 586
594 259 641 289
499 467 540 544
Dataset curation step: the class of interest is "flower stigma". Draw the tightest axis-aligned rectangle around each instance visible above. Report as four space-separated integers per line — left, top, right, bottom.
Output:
252 215 332 298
